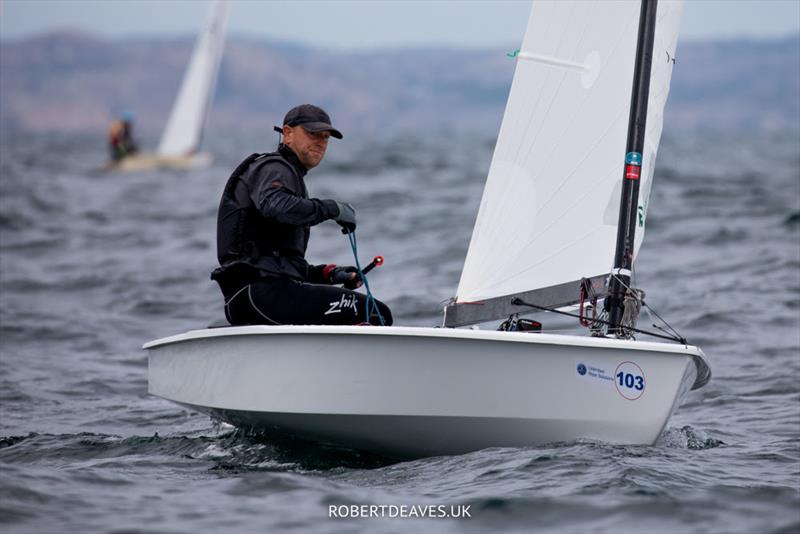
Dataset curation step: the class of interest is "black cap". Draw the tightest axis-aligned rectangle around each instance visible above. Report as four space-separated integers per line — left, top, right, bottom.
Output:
278 104 343 139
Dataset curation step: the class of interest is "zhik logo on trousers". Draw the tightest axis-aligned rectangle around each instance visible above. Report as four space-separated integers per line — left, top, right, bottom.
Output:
325 294 357 315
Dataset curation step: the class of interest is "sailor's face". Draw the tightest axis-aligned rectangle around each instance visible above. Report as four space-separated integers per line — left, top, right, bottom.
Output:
283 126 330 169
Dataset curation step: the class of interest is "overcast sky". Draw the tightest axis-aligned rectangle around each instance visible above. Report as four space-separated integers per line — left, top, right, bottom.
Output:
2 0 799 48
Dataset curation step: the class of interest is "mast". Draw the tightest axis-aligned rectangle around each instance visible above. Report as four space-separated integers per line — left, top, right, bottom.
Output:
607 0 658 336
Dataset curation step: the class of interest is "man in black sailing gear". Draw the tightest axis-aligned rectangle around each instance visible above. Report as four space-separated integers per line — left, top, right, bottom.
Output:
211 104 393 326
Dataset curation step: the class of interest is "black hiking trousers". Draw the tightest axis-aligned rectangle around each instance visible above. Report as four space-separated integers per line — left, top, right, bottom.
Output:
223 277 393 327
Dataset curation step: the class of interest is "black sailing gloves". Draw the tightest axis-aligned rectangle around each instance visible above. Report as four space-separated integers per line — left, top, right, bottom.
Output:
333 201 357 234
322 264 362 289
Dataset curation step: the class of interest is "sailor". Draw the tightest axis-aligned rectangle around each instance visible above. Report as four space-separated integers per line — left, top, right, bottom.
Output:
212 104 393 326
107 111 139 162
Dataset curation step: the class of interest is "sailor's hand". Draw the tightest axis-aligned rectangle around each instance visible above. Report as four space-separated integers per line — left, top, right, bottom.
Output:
333 201 357 234
328 266 362 289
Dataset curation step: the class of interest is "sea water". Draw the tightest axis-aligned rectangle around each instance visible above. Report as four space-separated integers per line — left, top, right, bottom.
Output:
1 130 798 533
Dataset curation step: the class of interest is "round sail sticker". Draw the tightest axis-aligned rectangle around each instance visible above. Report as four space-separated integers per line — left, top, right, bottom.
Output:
614 361 646 400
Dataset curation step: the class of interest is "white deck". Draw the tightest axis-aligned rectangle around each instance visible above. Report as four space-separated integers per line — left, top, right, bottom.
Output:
144 325 704 357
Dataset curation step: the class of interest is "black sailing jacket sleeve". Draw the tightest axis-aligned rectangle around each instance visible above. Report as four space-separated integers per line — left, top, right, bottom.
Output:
249 161 339 226
307 263 333 284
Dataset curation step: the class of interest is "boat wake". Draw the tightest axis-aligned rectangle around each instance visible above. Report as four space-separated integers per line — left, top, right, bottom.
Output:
657 425 724 450
201 430 396 472
0 428 395 473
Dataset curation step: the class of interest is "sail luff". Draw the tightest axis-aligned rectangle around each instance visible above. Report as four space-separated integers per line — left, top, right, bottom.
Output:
634 0 684 256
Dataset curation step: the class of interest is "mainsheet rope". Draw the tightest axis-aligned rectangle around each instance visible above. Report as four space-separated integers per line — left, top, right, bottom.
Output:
347 231 385 326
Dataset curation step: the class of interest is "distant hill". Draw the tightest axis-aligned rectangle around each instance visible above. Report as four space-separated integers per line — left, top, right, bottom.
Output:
1 31 798 138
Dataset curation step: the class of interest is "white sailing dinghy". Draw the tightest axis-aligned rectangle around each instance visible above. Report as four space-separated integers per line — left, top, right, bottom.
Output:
112 0 228 172
144 0 710 459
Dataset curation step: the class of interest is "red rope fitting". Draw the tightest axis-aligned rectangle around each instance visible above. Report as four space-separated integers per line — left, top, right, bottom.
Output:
578 278 597 328
322 264 337 283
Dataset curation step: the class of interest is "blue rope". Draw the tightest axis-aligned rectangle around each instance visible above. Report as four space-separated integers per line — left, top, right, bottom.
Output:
347 231 385 326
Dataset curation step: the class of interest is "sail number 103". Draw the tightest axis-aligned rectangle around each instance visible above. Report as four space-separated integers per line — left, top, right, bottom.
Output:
614 361 646 400
617 371 644 390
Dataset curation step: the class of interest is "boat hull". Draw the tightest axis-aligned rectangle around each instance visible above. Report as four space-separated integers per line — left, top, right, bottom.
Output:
145 326 709 458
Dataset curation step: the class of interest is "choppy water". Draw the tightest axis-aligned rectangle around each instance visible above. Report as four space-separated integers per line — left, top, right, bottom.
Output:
1 129 798 533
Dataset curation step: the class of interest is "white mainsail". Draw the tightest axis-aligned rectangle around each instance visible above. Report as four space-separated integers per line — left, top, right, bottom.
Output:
455 0 683 305
157 0 229 157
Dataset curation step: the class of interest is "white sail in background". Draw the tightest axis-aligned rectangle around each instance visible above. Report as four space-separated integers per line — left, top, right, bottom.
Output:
157 0 228 157
455 0 683 305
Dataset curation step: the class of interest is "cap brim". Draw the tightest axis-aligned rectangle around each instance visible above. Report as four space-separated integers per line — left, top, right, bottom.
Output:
301 122 343 139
